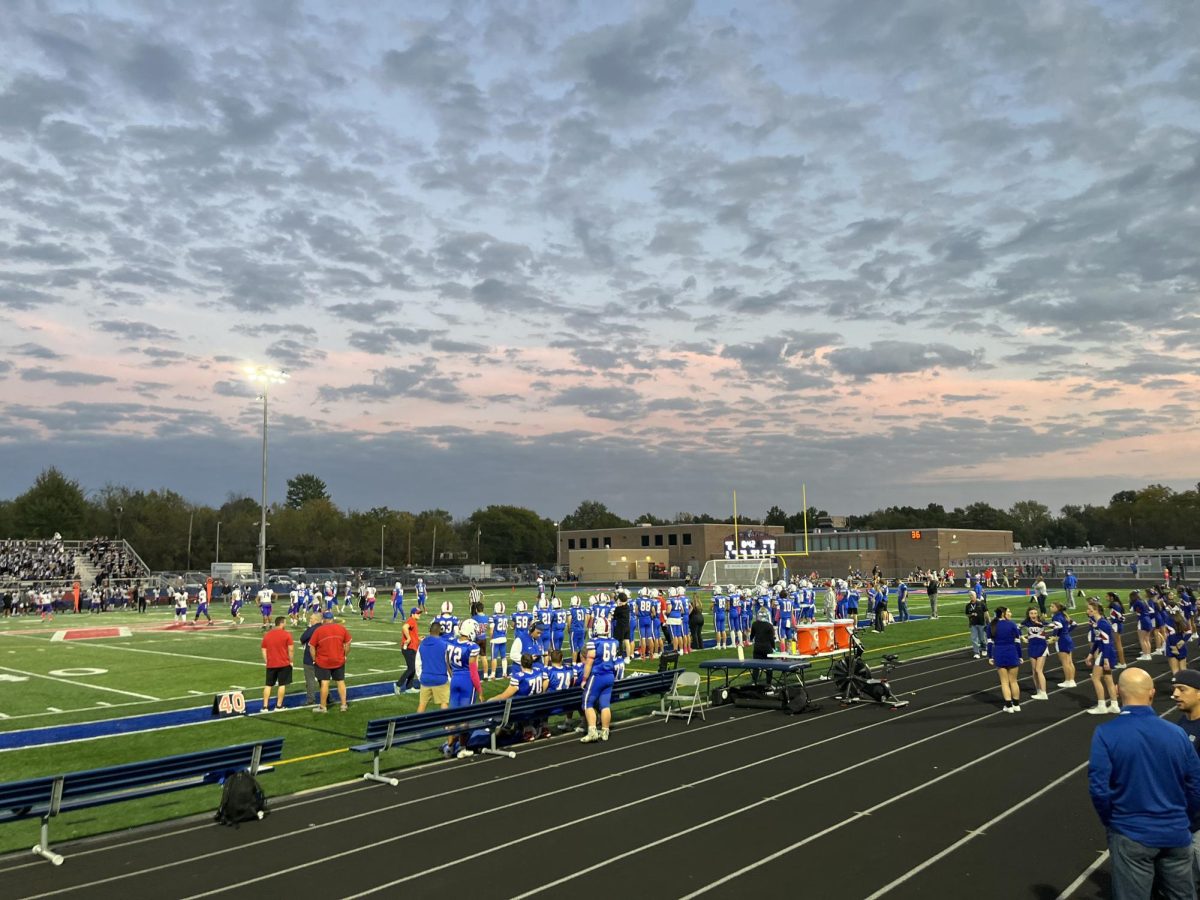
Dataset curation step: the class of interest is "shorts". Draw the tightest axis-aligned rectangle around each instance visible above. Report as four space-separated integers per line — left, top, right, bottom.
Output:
449 679 475 707
265 666 293 687
260 606 272 616
365 600 375 610
583 672 615 711
490 641 507 659
419 682 450 706
613 621 630 641
314 664 346 681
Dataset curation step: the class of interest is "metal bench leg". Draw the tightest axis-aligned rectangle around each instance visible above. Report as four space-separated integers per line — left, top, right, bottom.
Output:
361 750 399 786
479 725 516 759
33 815 64 866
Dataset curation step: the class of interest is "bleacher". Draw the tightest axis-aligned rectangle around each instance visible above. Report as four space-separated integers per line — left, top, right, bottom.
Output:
0 537 150 592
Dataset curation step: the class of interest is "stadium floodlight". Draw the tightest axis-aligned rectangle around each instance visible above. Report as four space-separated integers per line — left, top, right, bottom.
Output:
244 364 289 585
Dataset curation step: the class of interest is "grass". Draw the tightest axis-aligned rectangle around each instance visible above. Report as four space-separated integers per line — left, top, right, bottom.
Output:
0 583 1071 854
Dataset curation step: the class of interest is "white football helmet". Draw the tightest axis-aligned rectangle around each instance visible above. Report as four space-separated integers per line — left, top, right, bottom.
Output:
458 618 478 641
570 595 581 607
440 600 454 614
494 601 506 614
593 616 610 637
516 599 528 612
537 597 549 608
551 596 562 609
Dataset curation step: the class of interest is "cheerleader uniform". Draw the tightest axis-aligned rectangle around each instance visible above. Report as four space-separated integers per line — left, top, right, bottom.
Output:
1022 618 1049 659
1166 626 1189 662
1051 611 1075 653
1108 600 1125 636
988 619 1023 669
1088 615 1117 670
1132 595 1154 632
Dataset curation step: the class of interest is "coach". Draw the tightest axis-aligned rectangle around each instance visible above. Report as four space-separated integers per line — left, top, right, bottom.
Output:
310 612 352 713
260 616 294 712
1089 668 1200 899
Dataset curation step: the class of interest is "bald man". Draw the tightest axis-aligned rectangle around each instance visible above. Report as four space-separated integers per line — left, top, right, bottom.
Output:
1089 668 1200 899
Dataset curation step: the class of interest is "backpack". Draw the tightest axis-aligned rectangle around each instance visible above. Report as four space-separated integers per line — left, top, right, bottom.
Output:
214 770 266 828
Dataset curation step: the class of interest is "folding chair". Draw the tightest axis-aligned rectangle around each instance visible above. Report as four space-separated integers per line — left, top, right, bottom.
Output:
661 671 706 724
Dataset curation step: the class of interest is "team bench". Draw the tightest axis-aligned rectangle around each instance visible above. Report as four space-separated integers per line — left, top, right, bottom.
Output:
353 669 680 784
0 738 285 866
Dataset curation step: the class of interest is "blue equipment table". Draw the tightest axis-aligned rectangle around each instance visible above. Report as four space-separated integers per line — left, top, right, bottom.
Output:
698 659 812 713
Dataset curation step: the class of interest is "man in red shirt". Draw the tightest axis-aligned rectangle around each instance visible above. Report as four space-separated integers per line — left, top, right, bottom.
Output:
260 616 295 712
310 612 353 713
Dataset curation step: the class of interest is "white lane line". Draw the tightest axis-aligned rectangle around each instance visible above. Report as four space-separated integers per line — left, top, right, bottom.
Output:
0 665 159 700
24 677 983 899
1055 851 1109 900
676 707 1095 900
0 630 261 667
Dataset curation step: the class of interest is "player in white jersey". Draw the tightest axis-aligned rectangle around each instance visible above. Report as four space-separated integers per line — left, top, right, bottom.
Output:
363 585 377 620
173 590 188 624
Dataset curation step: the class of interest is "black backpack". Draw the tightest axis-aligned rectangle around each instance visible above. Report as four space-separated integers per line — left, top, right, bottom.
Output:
214 770 266 828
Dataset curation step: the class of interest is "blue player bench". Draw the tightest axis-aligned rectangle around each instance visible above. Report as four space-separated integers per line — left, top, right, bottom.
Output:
352 670 680 783
0 737 284 866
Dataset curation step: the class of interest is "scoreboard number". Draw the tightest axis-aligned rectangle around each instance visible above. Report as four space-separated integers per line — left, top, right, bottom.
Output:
211 690 247 716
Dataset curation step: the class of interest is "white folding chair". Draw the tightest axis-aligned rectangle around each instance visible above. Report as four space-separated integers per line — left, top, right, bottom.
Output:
661 671 706 724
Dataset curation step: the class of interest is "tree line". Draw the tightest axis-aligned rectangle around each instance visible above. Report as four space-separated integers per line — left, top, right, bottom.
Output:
1 468 1197 571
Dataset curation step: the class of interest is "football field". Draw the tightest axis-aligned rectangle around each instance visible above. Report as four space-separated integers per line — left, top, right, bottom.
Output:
0 585 1046 854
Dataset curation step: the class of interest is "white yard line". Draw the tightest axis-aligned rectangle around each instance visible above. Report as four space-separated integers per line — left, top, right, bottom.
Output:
0 665 159 700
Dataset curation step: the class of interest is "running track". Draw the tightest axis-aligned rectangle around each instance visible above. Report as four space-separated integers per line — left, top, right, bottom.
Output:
0 628 1174 899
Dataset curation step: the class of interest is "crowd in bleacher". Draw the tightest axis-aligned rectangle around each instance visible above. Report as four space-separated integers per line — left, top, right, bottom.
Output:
0 537 75 584
83 537 143 583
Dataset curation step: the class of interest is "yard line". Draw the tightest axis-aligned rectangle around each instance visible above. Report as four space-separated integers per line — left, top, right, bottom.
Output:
0 665 159 700
0 630 261 666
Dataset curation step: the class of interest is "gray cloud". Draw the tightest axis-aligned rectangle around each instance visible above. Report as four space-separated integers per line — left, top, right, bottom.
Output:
826 342 985 379
20 367 117 386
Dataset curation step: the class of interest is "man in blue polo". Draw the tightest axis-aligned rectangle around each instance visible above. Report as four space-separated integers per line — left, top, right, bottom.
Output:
1090 667 1200 898
414 621 450 713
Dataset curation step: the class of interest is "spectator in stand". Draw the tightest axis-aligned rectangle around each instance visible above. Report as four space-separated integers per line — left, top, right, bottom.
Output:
1090 667 1200 898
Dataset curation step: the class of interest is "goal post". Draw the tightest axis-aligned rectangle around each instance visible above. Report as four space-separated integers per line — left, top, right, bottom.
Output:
699 557 781 589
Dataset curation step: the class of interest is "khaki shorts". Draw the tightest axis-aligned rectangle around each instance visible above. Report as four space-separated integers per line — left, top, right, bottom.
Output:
419 682 450 706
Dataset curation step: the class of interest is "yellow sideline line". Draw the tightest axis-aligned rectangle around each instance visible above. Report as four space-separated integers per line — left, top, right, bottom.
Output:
274 747 349 767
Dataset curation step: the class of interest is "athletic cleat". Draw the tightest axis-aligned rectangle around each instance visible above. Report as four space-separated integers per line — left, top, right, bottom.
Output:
580 730 602 743
456 748 475 759
972 653 981 659
599 728 610 742
312 706 327 714
574 725 587 734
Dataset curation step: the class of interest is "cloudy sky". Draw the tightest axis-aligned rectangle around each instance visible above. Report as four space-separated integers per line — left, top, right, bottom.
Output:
1 0 1198 521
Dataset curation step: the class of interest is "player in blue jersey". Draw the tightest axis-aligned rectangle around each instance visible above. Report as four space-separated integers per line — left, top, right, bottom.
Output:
635 589 658 658
712 588 729 650
511 599 534 657
415 578 427 613
895 580 909 622
844 585 860 624
391 581 405 622
580 617 620 743
323 582 336 614
434 600 459 639
664 587 685 653
871 585 888 633
444 618 484 757
1085 598 1119 714
568 596 588 662
488 602 509 680
535 599 554 654
550 597 568 652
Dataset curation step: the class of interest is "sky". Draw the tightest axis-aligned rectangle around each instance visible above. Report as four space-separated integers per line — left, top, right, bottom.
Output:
1 0 1198 522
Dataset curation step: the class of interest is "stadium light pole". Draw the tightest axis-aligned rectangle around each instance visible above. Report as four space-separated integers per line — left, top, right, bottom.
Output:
216 521 221 564
554 521 560 575
380 524 386 571
244 364 289 586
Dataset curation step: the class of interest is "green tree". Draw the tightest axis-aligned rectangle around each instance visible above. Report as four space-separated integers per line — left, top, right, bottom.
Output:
285 473 330 509
764 505 788 527
11 468 89 537
633 512 667 525
466 506 555 565
1008 500 1052 546
560 500 631 530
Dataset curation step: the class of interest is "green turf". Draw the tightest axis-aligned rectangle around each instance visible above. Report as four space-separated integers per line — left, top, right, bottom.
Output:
0 585 1073 854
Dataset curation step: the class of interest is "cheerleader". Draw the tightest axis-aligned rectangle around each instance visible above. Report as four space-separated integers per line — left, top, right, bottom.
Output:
1105 591 1127 669
988 606 1023 713
1084 598 1119 714
1021 606 1050 700
1151 587 1169 654
1049 602 1077 688
1130 589 1154 661
1165 610 1189 674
